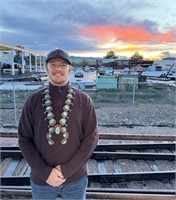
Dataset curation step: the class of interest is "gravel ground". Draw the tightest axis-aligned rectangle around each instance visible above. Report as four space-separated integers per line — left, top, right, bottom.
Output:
95 102 176 127
1 100 176 128
0 100 175 200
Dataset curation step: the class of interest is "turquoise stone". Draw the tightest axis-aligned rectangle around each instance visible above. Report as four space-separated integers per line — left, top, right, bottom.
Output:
45 100 51 105
44 89 49 93
55 126 60 134
62 111 68 117
46 106 52 111
64 105 70 110
60 118 66 124
47 112 53 118
69 88 73 93
62 127 67 132
63 133 67 138
49 118 56 125
48 133 52 138
68 94 72 98
48 140 54 145
66 99 71 103
62 140 67 144
49 127 54 133
45 94 50 99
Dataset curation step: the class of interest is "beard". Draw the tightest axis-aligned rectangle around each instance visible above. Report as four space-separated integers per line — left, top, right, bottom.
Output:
49 75 68 86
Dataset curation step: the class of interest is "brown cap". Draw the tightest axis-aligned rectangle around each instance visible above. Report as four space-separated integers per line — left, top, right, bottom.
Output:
46 49 72 64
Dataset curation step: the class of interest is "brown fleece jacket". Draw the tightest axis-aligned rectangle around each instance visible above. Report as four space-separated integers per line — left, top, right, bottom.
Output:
18 82 99 185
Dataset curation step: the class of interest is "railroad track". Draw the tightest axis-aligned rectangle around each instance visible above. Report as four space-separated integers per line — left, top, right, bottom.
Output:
0 142 176 199
1 130 175 141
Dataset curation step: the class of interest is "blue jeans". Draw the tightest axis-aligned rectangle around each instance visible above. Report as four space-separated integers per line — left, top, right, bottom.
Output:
30 176 88 200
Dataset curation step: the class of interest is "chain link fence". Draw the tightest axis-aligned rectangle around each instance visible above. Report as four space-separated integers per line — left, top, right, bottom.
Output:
0 81 175 128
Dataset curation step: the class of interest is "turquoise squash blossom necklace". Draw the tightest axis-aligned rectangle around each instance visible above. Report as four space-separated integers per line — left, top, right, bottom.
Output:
42 87 74 145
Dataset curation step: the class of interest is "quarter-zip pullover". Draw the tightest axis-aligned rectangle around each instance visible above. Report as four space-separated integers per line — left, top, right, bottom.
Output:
18 82 99 185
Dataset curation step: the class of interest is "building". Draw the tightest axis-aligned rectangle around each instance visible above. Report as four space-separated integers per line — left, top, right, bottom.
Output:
0 43 46 75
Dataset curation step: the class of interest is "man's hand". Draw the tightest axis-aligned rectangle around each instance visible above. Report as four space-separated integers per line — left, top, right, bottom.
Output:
46 168 66 187
56 165 61 172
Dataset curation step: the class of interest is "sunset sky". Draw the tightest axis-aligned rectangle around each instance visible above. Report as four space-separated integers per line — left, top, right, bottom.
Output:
0 0 175 60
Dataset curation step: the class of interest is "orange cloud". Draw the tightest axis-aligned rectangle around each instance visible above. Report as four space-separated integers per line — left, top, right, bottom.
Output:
80 25 176 44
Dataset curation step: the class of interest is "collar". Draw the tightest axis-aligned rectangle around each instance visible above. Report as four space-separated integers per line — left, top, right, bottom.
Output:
49 82 71 93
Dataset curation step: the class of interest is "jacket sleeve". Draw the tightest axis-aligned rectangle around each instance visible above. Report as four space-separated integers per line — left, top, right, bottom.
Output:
61 96 99 178
18 96 52 181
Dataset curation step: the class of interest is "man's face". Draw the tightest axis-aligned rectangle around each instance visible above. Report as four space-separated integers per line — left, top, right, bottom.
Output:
47 58 71 86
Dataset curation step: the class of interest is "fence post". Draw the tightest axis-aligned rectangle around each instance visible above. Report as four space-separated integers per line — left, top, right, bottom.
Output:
12 82 17 127
131 82 136 125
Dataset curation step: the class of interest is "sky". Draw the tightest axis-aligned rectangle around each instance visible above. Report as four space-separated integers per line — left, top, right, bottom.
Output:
0 0 176 60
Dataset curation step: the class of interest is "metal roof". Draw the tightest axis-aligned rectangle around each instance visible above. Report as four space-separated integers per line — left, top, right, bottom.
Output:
0 43 46 56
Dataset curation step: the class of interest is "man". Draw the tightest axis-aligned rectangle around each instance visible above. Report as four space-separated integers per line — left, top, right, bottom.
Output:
18 49 99 200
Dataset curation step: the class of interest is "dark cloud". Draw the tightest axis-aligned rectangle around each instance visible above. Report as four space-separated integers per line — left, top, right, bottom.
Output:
1 0 102 51
138 20 158 34
161 51 176 58
0 0 175 55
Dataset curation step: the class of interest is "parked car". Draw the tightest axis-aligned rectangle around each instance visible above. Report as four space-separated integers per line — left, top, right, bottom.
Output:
104 67 114 75
83 66 90 72
0 62 21 69
90 67 96 71
98 66 105 75
74 68 84 78
98 67 114 75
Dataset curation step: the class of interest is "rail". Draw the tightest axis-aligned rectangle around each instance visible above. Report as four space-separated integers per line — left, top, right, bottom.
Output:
0 143 175 199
